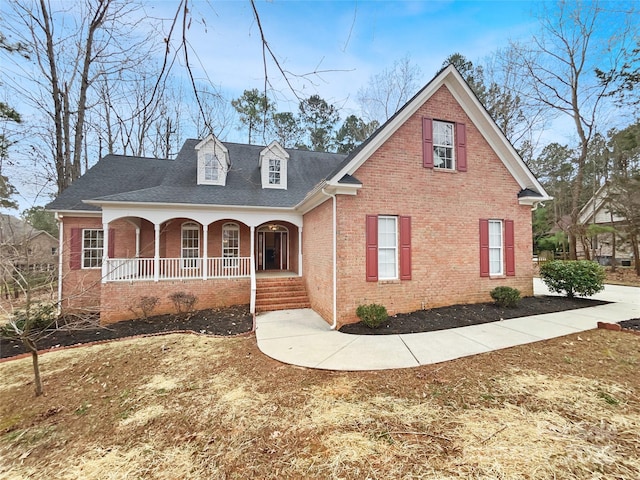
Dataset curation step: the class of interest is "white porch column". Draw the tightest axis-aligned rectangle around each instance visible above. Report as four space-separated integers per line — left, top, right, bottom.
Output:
101 223 109 283
135 227 141 257
298 226 303 277
154 223 160 282
250 226 255 268
202 224 208 280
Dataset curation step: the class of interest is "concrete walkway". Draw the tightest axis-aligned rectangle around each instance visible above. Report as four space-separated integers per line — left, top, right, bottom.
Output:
255 279 640 371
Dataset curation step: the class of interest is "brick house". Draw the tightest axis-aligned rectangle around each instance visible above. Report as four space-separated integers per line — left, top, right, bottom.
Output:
47 66 550 327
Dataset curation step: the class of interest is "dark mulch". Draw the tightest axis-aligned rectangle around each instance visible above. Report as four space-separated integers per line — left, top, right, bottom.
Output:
340 296 609 335
619 318 640 331
0 304 253 359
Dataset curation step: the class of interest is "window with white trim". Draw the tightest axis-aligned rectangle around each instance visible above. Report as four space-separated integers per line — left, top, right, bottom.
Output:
181 222 200 269
378 216 398 280
82 229 104 269
203 153 220 182
222 223 240 266
268 158 281 185
488 220 503 275
433 120 455 169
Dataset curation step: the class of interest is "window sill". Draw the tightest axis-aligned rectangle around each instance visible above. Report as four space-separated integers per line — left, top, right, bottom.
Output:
433 167 457 173
378 279 400 284
489 275 507 279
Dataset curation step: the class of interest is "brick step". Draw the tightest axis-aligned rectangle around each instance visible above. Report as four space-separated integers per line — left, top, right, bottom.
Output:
256 291 308 300
255 276 310 313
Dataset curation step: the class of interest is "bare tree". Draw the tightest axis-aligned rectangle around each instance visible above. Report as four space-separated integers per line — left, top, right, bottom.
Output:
3 0 157 194
509 0 637 259
357 54 423 124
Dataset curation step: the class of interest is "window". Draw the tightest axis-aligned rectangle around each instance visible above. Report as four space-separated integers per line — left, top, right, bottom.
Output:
480 219 515 277
422 118 467 172
268 158 281 185
433 120 455 169
204 153 219 181
488 220 503 275
181 222 200 269
82 229 104 269
377 216 398 280
222 223 240 267
51 247 58 256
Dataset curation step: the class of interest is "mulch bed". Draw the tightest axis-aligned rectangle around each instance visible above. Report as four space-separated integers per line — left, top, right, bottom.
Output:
2 296 633 359
340 296 610 335
0 304 253 359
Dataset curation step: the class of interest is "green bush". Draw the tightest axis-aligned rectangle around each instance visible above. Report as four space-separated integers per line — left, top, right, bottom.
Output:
356 303 388 329
490 286 521 308
0 302 58 338
539 260 606 298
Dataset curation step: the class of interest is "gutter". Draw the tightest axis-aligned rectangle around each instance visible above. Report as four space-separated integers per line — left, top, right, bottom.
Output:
321 188 338 330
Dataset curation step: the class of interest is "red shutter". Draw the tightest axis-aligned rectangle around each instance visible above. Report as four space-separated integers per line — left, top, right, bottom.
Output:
366 215 378 282
479 219 489 277
456 123 467 172
70 228 81 270
422 117 434 168
108 229 115 258
399 216 411 280
505 219 515 276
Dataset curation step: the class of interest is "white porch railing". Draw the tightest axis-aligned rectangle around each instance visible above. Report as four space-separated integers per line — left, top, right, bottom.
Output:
105 257 251 282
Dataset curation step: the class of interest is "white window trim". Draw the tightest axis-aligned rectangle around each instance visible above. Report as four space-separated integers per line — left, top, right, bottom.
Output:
378 215 398 280
260 141 288 189
181 222 200 269
222 222 240 258
433 120 455 170
196 135 229 186
82 229 104 269
488 219 503 276
268 158 282 186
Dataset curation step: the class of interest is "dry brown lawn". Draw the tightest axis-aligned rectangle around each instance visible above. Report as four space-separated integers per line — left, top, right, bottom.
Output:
1 329 639 479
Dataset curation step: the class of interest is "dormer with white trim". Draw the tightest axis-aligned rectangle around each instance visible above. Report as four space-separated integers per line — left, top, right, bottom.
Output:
195 134 230 186
259 141 288 189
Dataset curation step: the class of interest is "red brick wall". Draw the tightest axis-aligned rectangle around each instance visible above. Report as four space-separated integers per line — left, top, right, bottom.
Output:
334 85 534 326
303 200 334 323
100 278 250 324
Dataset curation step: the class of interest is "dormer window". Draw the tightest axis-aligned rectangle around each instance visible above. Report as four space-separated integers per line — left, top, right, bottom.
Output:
204 153 220 182
260 141 288 189
196 134 230 186
268 158 281 185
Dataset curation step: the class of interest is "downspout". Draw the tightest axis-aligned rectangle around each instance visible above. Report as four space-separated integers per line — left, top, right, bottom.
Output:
321 188 337 329
55 213 63 315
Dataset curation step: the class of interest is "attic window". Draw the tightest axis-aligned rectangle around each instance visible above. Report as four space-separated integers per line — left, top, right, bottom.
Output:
260 141 288 189
204 153 220 182
268 158 281 185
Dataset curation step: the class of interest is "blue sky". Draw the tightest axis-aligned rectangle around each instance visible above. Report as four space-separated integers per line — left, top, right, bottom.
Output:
149 0 541 118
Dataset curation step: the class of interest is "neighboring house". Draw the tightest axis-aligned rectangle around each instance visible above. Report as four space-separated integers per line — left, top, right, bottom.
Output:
47 66 551 326
577 184 635 266
0 214 58 275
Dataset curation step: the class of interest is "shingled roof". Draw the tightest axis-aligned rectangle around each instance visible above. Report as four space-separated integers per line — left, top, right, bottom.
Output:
47 140 347 212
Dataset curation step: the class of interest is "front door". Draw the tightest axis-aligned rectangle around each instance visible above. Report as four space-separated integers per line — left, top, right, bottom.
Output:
257 227 288 270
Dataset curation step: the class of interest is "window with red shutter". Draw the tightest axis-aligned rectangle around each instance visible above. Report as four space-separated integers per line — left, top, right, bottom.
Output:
399 216 411 280
479 219 489 277
505 220 515 276
366 215 378 282
422 117 434 168
456 123 467 172
70 228 81 270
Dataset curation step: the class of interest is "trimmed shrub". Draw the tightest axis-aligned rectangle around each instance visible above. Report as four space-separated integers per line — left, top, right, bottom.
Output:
490 286 521 308
539 260 606 298
356 303 388 329
130 296 159 320
168 291 198 314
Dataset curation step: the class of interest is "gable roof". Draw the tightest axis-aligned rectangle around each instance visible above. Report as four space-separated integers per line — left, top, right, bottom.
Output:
325 65 551 203
0 214 56 245
47 141 346 212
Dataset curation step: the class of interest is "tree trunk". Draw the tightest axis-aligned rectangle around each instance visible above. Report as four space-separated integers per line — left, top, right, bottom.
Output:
610 210 617 272
632 234 640 277
22 337 43 396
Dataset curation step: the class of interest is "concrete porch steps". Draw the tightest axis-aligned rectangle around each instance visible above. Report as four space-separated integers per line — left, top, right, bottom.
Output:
255 276 310 312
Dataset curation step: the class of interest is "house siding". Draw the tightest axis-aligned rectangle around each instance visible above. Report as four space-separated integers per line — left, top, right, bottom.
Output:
334 85 533 327
303 199 334 323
